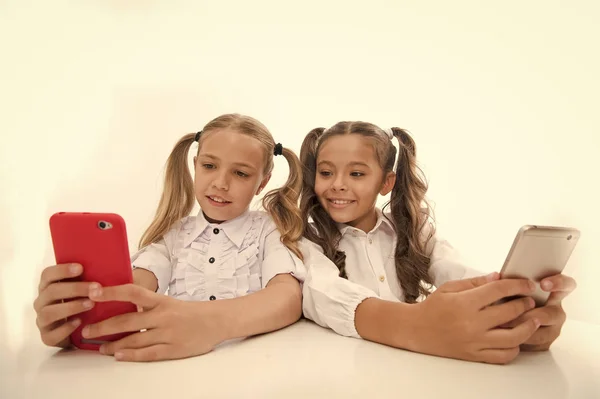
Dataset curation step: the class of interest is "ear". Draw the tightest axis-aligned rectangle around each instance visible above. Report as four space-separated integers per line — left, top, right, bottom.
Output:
380 171 396 196
256 173 272 195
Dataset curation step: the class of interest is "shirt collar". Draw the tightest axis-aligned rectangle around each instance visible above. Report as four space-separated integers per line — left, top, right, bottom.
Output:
338 208 395 236
185 209 253 248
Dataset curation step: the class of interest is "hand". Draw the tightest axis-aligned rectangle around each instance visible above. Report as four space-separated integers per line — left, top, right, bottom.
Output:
505 274 576 351
412 273 540 364
33 263 96 347
83 284 224 362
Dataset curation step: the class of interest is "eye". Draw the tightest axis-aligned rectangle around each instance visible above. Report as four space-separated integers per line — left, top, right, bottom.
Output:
236 170 249 178
202 163 216 170
350 171 365 177
318 170 332 177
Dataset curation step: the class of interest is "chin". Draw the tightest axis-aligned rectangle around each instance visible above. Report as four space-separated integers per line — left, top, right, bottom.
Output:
326 210 355 225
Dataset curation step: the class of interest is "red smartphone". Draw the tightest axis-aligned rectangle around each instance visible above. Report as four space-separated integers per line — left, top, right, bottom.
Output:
49 212 138 350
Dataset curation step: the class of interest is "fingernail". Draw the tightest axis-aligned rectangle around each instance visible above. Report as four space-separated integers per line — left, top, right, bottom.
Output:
83 300 94 309
533 318 541 328
99 345 106 355
528 281 536 292
71 318 81 327
485 272 498 282
89 286 102 298
542 280 553 290
115 352 124 360
528 297 536 308
82 326 90 337
89 282 101 291
69 264 82 275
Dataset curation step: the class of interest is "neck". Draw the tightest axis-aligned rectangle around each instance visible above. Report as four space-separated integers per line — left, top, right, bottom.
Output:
203 212 225 224
347 208 379 233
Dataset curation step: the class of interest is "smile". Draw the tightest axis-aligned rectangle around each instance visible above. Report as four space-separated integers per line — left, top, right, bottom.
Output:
327 199 356 208
207 195 231 205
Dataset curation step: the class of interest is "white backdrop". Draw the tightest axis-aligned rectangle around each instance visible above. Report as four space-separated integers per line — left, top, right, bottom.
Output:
1 1 598 354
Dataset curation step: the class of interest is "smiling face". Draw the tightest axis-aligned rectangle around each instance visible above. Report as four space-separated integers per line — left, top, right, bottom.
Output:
315 134 395 232
194 128 270 223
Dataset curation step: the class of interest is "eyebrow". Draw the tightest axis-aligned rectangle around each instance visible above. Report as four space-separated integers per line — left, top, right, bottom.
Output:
198 153 258 170
317 160 372 169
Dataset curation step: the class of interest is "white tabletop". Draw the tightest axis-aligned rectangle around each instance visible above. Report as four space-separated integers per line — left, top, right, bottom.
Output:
1 319 599 399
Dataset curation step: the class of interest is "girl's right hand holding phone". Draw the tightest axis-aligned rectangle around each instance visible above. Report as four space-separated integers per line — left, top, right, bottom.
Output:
356 272 540 365
410 273 540 364
33 263 96 348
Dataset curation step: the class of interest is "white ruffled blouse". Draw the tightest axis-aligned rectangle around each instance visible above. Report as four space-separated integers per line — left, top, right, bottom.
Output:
131 210 305 301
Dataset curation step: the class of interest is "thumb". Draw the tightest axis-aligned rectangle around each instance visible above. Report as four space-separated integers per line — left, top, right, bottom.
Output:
438 272 499 293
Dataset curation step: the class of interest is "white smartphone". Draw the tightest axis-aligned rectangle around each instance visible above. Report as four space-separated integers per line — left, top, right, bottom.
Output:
500 225 580 307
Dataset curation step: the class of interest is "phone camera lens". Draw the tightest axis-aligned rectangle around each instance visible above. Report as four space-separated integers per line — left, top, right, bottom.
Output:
98 221 107 229
567 235 572 240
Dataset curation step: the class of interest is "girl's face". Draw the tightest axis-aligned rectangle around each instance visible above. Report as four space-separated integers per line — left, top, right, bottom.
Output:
194 129 270 223
315 134 395 232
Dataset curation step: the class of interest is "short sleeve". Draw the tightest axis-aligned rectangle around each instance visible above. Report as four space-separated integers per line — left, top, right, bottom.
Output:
259 219 306 288
131 228 178 294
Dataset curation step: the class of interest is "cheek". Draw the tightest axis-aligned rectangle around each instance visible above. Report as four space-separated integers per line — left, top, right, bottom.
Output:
314 177 327 194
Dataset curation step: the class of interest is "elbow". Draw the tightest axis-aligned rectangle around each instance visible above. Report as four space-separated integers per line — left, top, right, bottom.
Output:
268 274 303 325
286 281 303 323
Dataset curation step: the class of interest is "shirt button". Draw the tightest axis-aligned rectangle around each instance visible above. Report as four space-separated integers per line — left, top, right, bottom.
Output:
368 238 373 244
379 275 385 282
213 228 219 234
209 257 215 264
209 295 216 301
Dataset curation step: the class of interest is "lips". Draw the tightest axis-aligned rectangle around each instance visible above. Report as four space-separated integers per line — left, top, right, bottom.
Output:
327 198 356 209
206 195 231 206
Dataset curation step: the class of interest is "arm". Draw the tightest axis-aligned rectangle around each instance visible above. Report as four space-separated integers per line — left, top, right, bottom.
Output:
355 298 419 350
133 268 158 292
210 273 302 340
130 238 172 294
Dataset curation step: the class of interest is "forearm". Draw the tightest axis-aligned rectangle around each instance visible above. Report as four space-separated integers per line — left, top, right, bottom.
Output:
132 268 158 292
207 274 302 341
355 298 421 351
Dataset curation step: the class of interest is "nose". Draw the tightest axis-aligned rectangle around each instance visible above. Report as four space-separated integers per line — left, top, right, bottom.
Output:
331 174 347 192
212 170 230 191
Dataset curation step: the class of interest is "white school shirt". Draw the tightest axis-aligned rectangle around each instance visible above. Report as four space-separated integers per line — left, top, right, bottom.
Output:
301 209 483 338
132 210 305 301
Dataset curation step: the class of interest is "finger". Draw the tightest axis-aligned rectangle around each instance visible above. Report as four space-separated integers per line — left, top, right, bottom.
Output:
546 290 572 307
520 342 551 352
39 318 81 347
484 318 541 349
100 330 166 355
497 304 566 329
469 278 535 307
522 326 561 347
83 311 154 339
477 347 520 365
113 345 173 362
38 264 83 292
439 272 499 293
34 281 96 311
36 299 95 328
89 283 160 309
540 274 577 293
481 297 536 328
528 305 565 327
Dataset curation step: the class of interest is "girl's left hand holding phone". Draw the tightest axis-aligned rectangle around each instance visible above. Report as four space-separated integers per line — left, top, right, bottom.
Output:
82 284 224 361
503 274 577 351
